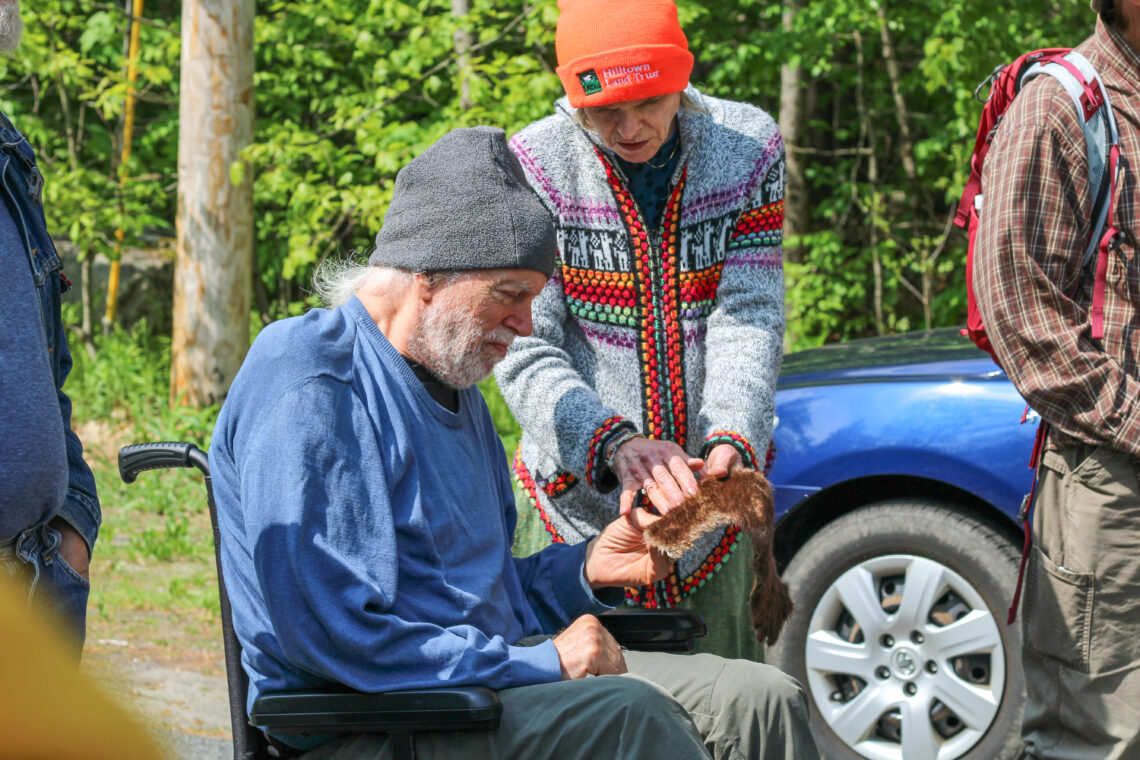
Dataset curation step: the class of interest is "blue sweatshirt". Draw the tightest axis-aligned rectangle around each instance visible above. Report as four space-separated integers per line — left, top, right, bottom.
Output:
209 298 613 729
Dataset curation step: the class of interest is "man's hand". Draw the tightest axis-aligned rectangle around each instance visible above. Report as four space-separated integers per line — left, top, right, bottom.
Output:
699 443 744 481
612 437 704 516
552 615 627 679
50 517 90 582
584 507 672 589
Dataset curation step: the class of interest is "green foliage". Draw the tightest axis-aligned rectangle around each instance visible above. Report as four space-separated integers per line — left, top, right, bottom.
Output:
685 0 1089 348
479 375 522 458
244 0 562 317
65 304 219 446
12 0 1096 342
64 304 218 571
0 2 180 266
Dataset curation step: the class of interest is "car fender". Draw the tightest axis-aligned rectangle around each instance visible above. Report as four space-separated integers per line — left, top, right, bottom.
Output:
769 379 1037 520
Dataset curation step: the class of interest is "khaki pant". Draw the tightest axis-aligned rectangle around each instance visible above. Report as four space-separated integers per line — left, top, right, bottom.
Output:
1021 444 1140 759
299 651 819 760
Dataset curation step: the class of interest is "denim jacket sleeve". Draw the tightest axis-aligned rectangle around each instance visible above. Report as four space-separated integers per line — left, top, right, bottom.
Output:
0 112 100 552
52 278 101 553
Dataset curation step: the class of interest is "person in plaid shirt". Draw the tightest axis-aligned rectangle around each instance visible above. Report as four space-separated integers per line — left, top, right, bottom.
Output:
974 1 1140 757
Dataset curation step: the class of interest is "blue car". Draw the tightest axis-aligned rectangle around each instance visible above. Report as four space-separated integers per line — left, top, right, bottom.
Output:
765 328 1033 760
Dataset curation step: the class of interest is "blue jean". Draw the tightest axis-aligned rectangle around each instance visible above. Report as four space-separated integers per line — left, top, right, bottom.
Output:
0 108 101 552
0 521 90 658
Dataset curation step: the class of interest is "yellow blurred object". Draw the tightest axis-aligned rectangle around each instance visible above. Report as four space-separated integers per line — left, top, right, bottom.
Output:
0 575 163 760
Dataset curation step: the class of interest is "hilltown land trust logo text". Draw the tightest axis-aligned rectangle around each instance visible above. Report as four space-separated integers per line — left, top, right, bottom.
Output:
577 63 662 96
602 63 660 88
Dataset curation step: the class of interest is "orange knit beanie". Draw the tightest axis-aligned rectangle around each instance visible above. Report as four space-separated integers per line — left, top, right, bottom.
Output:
555 0 694 108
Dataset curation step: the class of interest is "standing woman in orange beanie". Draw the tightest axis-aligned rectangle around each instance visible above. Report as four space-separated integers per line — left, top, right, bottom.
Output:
496 0 786 661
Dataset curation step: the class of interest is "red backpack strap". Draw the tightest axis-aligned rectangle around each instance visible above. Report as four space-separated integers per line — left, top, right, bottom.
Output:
1022 50 1122 340
955 49 1074 230
1091 143 1122 339
1007 420 1049 625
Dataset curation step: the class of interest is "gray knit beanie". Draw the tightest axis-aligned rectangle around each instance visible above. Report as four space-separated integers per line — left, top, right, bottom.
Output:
370 126 556 277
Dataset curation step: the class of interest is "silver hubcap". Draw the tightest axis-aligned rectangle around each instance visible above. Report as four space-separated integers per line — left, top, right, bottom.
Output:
804 554 1005 760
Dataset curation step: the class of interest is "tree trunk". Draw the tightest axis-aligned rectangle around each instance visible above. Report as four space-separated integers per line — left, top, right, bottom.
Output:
778 0 808 264
79 254 97 359
170 0 255 406
877 1 931 329
452 0 472 110
875 3 918 189
854 31 885 336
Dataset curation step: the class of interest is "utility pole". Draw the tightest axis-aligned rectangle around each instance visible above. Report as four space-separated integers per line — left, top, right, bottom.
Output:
170 0 255 406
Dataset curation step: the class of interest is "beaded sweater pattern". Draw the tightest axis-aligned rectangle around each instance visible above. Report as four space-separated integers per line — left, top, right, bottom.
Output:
505 95 785 608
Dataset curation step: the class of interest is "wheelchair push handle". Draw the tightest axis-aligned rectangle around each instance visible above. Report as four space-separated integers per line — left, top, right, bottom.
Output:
118 441 210 483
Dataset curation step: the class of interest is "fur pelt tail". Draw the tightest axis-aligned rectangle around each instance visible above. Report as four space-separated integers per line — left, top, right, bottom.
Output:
643 469 793 646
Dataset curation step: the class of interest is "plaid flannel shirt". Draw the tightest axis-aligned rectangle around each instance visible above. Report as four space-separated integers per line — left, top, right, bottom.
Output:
975 19 1140 457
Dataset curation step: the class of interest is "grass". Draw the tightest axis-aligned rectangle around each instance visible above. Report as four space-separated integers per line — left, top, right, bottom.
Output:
63 306 223 665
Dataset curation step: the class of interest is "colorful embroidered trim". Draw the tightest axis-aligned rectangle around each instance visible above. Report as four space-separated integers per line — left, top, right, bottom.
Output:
596 149 689 445
586 415 628 488
561 267 638 327
512 448 566 544
624 526 743 608
728 201 783 250
703 430 758 469
539 469 577 498
563 261 724 325
595 149 745 609
509 138 623 226
679 526 741 596
579 320 639 351
679 264 722 320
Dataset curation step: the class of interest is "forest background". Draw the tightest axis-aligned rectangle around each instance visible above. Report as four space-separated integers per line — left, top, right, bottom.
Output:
1 0 1091 740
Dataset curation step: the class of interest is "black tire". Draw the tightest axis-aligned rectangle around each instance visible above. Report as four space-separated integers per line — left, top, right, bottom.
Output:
767 500 1024 760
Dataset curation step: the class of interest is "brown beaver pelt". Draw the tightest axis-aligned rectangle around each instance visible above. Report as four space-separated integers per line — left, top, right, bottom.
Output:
643 469 793 646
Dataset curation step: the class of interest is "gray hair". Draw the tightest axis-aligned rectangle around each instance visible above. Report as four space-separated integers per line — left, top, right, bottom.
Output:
312 259 410 308
572 90 705 131
312 258 475 308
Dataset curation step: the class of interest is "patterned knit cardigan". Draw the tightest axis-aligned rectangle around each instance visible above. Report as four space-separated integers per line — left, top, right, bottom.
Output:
495 87 785 607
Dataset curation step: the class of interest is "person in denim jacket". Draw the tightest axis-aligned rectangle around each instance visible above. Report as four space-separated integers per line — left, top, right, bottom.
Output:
0 0 99 656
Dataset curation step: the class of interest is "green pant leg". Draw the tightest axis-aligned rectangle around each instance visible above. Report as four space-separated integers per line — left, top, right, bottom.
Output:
1021 445 1140 759
675 532 765 661
511 485 555 559
623 650 820 760
299 674 710 760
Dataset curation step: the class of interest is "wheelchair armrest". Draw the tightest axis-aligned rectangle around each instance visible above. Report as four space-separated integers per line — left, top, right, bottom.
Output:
250 686 502 735
599 608 708 652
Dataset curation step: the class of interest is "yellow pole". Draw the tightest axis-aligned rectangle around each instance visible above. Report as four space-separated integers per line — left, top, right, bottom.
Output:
104 0 145 332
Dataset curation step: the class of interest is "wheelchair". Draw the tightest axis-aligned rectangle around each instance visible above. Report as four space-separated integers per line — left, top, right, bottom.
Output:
119 442 707 760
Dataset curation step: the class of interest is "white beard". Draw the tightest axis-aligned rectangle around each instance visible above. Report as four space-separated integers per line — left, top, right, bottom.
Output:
0 1 22 52
407 291 515 389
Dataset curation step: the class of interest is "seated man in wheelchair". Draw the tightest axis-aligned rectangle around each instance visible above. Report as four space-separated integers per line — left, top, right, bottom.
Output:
209 126 818 760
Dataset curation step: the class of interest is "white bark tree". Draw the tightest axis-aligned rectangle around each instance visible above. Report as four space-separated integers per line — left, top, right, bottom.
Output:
170 0 255 406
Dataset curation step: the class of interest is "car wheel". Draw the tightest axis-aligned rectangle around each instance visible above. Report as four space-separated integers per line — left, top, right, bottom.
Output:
767 499 1025 760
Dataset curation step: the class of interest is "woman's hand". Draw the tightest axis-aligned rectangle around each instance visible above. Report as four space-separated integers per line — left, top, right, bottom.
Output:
583 507 672 589
612 437 703 516
699 443 744 481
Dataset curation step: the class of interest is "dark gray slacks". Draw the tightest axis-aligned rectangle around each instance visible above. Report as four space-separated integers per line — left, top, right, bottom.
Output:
1021 445 1140 759
299 651 819 759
